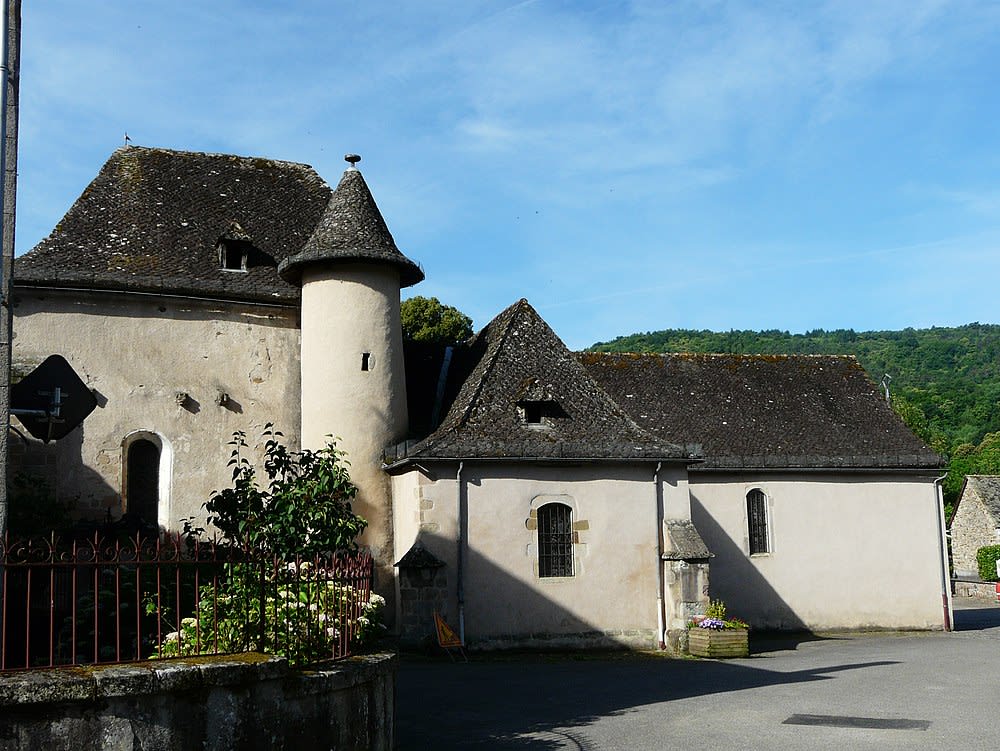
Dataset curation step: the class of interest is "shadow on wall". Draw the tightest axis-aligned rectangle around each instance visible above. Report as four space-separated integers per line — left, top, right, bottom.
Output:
689 495 807 631
396 655 900 750
399 528 663 652
8 420 120 529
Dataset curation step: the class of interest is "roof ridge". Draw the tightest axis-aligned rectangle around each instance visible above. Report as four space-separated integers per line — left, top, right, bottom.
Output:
583 351 861 363
451 299 526 431
113 144 323 175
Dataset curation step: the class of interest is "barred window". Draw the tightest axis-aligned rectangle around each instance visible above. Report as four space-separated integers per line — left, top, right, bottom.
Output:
747 489 770 555
538 503 574 577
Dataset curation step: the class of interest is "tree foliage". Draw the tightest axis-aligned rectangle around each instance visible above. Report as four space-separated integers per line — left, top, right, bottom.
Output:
205 426 367 556
400 295 473 344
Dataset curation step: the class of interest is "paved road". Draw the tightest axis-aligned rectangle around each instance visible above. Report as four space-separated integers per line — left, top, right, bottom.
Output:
396 598 1000 750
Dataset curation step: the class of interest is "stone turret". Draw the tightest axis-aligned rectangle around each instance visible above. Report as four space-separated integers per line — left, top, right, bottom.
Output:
279 155 423 603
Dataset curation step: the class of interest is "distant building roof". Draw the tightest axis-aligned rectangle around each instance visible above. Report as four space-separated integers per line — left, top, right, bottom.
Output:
958 476 1000 522
15 146 422 304
397 299 693 462
579 352 943 470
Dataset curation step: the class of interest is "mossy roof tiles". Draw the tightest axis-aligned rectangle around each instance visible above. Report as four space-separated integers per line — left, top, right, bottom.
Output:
15 146 422 303
278 168 423 287
404 299 692 461
579 351 942 469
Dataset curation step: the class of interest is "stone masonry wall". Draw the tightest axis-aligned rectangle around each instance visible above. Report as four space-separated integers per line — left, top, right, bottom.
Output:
952 491 1000 578
0 653 395 751
398 565 449 648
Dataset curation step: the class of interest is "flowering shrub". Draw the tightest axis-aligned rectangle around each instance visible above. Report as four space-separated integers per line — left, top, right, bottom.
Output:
147 427 382 666
688 599 749 631
149 559 384 664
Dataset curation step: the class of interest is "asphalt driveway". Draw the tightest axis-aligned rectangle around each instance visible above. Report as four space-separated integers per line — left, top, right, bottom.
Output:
396 598 1000 750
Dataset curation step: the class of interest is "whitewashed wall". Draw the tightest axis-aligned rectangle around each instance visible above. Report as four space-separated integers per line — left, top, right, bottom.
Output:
690 471 949 630
391 461 691 647
12 288 301 529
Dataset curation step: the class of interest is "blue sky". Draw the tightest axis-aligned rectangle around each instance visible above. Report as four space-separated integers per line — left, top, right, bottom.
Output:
15 1 1000 349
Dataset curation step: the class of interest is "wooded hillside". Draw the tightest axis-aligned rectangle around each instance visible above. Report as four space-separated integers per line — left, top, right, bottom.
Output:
589 323 1000 512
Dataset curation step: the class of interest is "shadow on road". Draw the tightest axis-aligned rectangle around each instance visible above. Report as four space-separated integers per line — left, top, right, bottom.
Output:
952 601 1000 631
396 654 899 750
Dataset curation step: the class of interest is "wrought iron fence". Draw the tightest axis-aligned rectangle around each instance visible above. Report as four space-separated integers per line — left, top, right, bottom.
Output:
0 533 374 672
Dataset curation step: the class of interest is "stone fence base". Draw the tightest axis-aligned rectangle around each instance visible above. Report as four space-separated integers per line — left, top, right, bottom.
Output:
0 652 395 751
952 579 1000 602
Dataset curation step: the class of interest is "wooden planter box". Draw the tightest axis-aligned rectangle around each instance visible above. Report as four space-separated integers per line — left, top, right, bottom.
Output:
687 628 749 658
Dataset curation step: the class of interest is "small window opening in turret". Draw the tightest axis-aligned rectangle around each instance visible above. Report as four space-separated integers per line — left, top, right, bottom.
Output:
361 352 372 371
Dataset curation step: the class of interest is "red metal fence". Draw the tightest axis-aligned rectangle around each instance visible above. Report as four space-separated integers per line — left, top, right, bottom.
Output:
0 533 374 672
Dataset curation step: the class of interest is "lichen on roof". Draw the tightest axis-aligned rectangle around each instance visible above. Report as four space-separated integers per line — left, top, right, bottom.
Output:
15 145 334 304
401 299 690 461
580 351 942 470
278 167 424 288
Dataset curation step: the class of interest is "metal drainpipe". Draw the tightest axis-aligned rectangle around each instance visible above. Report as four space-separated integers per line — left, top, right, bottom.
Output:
0 0 10 542
653 461 665 649
934 473 952 631
456 461 465 644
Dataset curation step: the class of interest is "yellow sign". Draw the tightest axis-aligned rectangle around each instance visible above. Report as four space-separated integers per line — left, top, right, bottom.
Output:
434 611 462 648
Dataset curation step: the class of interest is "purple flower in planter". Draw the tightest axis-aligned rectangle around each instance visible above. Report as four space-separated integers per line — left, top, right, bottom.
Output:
698 618 727 630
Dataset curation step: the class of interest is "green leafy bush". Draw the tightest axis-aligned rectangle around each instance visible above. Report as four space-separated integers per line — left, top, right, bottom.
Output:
976 545 1000 581
149 564 385 664
147 427 383 664
205 426 367 556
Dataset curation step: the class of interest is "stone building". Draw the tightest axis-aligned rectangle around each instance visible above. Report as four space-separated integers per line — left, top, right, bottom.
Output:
950 475 1000 579
11 145 952 648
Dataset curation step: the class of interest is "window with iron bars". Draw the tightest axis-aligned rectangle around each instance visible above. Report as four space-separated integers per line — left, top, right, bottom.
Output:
747 488 770 555
537 503 574 577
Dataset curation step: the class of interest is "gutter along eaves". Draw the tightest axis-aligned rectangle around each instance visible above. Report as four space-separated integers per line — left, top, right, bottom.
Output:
12 282 300 310
383 454 699 473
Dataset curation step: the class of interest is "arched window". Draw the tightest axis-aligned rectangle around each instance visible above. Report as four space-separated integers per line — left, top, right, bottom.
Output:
538 503 574 577
126 439 160 527
747 489 770 555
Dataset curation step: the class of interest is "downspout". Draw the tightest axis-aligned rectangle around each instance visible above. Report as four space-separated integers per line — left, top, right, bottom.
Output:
0 0 10 542
456 461 465 644
653 461 665 649
934 473 952 631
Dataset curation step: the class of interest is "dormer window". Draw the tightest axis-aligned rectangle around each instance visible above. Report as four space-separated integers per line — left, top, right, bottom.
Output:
519 399 562 427
219 241 247 272
216 220 254 273
516 379 565 428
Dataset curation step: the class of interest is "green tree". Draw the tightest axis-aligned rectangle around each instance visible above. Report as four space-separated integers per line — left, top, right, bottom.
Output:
400 296 473 344
205 426 367 556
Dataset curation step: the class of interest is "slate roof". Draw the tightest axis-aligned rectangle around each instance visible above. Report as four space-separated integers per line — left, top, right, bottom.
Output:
398 300 693 462
579 352 942 470
15 146 422 304
959 476 1000 521
662 520 712 560
278 168 423 288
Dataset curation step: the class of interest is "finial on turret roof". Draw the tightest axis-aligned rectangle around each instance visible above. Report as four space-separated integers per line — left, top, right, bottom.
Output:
345 153 361 170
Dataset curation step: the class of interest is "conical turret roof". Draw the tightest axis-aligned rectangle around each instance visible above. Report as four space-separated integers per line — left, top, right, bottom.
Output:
278 164 423 287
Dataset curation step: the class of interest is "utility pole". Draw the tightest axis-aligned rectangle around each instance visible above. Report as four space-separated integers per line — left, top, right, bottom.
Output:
0 0 21 541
